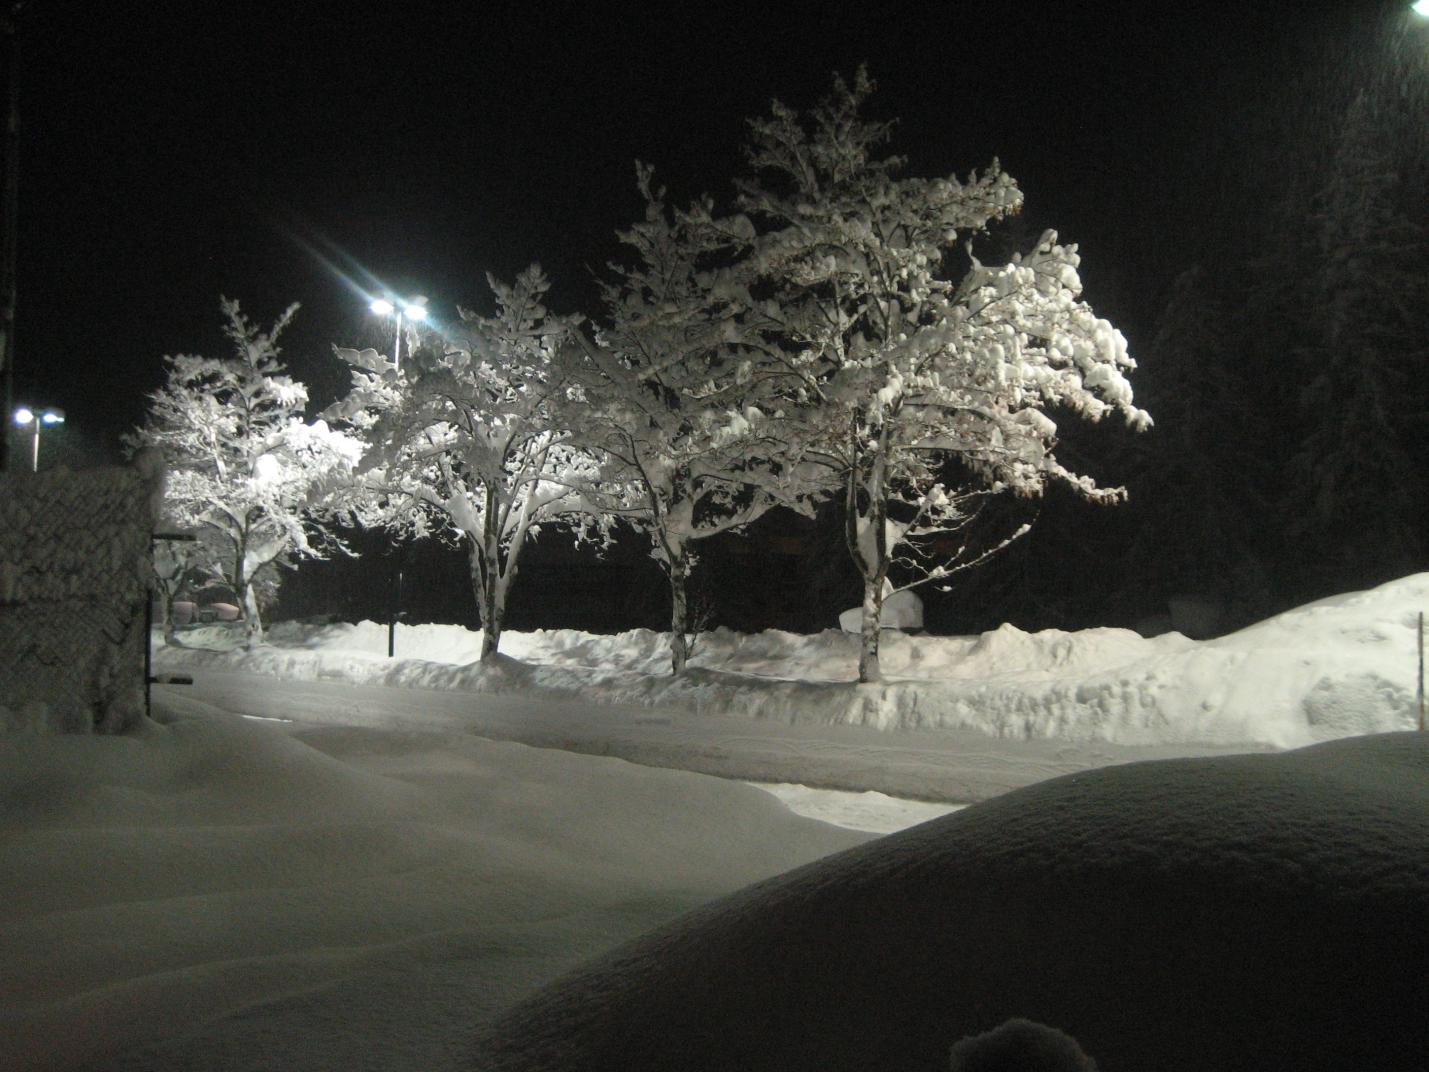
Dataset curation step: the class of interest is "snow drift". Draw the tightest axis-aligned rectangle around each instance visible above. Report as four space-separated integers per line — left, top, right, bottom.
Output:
0 707 865 1071
469 731 1429 1072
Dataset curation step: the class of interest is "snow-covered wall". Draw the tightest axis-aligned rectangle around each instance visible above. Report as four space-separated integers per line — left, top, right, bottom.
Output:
0 463 161 734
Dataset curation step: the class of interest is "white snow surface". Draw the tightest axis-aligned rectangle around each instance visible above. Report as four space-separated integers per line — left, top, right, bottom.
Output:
0 700 866 1072
156 572 1429 748
837 585 924 632
748 782 963 834
472 731 1429 1071
4 576 1427 1070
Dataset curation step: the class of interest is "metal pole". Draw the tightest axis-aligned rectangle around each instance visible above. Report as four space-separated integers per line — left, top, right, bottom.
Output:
387 566 402 658
0 4 24 474
392 308 404 371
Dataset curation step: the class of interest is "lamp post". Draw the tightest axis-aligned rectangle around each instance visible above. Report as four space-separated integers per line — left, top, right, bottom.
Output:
369 295 427 371
367 294 425 655
12 404 61 471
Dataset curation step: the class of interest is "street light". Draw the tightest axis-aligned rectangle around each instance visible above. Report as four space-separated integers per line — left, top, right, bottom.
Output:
1414 0 1429 18
369 295 427 370
12 405 63 472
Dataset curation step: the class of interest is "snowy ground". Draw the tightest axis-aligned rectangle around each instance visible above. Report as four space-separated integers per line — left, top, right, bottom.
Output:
3 576 1426 1069
0 700 868 1072
749 782 963 834
171 668 1258 804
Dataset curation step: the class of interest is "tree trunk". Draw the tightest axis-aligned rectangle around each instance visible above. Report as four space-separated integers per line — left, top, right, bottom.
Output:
161 586 177 645
847 459 889 685
241 581 263 650
858 574 884 683
669 552 690 676
470 543 503 661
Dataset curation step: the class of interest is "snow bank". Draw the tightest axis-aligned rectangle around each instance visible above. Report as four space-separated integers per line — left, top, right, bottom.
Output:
0 704 865 1071
159 574 1429 748
471 731 1429 1072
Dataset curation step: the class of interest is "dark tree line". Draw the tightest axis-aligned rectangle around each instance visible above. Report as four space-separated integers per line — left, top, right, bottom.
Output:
1157 11 1427 618
927 6 1429 637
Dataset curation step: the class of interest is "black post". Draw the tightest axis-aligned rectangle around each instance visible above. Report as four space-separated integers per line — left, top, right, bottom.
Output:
388 567 402 658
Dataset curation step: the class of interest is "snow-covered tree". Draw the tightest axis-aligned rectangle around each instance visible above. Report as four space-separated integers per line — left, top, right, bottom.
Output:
570 167 802 674
149 527 222 642
135 300 361 647
332 266 598 660
734 71 1150 681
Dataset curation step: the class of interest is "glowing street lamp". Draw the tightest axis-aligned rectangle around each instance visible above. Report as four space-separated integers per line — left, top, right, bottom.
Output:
1414 0 1429 18
12 405 63 472
369 295 428 370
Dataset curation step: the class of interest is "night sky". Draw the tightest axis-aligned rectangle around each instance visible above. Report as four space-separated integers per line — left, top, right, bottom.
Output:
3 0 1423 635
4 0 1390 453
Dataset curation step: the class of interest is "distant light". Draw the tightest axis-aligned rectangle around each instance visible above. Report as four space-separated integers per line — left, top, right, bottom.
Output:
16 406 64 425
1416 0 1429 17
370 298 395 316
404 302 427 321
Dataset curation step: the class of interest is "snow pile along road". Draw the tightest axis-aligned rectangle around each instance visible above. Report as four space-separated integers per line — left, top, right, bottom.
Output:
159 574 1429 748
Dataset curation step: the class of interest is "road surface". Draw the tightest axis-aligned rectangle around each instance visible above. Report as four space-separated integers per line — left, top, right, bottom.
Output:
159 669 1269 803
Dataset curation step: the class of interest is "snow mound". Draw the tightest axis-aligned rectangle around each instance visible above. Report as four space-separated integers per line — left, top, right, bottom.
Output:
470 732 1429 1072
837 587 923 632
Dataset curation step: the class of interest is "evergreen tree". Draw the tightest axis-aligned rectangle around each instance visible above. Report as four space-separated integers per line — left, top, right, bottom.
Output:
1289 90 1429 594
1119 266 1272 624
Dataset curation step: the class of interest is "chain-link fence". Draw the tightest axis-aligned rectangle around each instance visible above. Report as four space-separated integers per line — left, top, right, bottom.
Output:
0 464 160 733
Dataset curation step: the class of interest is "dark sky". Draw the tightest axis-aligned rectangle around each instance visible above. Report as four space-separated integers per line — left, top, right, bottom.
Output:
3 0 1401 458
